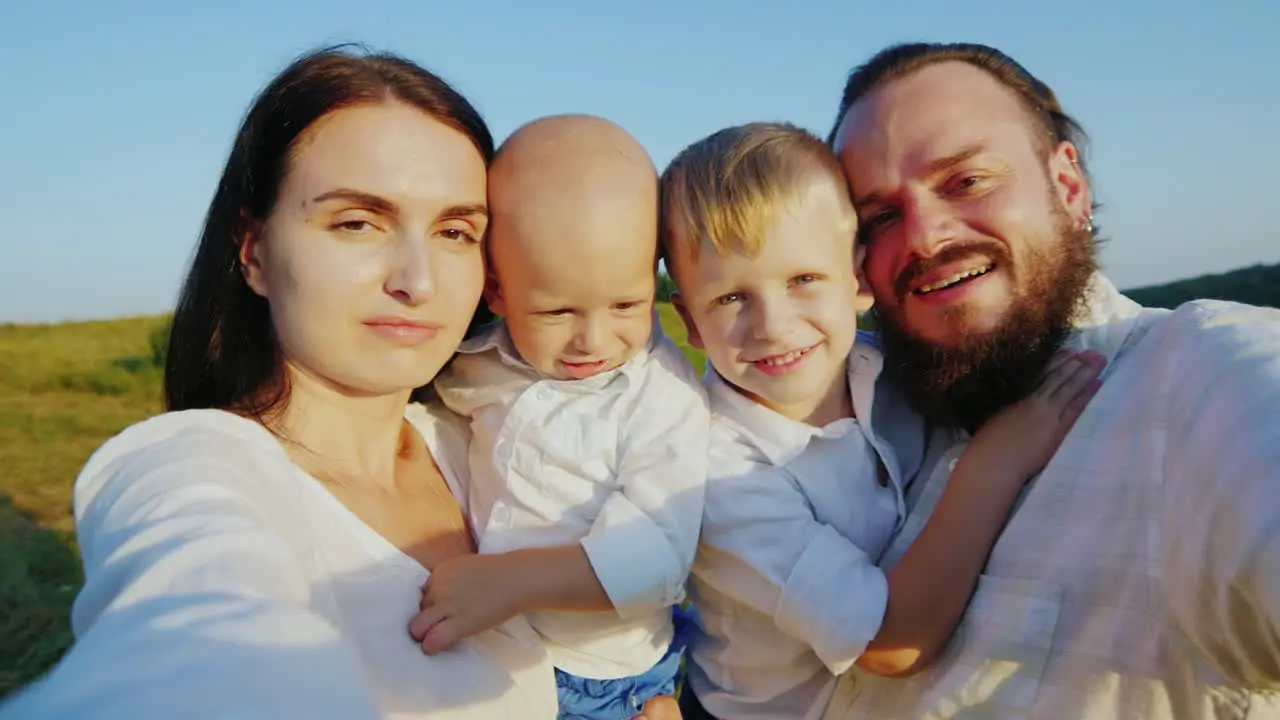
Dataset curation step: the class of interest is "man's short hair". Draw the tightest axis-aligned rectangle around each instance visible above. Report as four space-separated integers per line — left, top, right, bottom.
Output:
660 122 851 271
829 42 1090 168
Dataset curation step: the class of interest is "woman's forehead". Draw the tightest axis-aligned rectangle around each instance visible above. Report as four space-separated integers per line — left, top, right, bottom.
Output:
283 102 487 209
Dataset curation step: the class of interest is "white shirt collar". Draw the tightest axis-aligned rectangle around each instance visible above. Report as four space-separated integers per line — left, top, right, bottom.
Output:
705 338 885 467
1062 272 1147 369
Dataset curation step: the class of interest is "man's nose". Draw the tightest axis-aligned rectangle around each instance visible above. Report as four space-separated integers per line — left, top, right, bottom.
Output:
902 191 960 258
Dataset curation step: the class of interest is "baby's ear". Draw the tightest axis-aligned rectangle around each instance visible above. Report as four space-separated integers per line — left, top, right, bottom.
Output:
672 293 704 350
853 244 874 313
483 270 506 317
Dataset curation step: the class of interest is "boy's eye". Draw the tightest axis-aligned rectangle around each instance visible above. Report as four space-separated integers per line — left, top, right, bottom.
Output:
714 293 743 307
439 228 479 244
541 309 573 317
792 275 818 286
615 301 638 310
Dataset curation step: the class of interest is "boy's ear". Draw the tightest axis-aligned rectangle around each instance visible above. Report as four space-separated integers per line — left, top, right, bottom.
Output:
672 292 704 350
483 269 506 317
853 244 874 313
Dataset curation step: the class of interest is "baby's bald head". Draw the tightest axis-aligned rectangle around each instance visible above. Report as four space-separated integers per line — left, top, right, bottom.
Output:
484 115 661 380
488 114 657 259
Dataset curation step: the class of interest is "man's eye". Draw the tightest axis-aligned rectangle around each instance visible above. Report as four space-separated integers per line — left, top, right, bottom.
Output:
946 175 985 195
864 210 898 228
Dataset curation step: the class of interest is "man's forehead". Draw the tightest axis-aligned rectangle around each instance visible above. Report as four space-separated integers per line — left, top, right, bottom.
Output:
832 63 1049 204
836 61 1031 165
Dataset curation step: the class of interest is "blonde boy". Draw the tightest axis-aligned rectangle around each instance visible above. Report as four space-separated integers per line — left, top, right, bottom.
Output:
409 115 707 720
660 123 1104 720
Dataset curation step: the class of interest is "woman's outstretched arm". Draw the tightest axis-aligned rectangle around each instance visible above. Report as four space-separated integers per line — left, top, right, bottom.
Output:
0 420 382 719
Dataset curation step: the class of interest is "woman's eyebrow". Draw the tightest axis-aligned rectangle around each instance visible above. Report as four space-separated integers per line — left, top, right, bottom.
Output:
311 188 399 214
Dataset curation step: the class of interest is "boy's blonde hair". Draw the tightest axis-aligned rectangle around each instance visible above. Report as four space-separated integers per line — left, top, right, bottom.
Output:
659 122 853 270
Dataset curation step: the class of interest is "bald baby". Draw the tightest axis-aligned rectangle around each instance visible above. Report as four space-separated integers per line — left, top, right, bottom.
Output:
423 115 705 720
484 114 661 380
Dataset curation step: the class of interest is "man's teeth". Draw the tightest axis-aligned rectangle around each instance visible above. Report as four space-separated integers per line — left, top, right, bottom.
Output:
917 265 994 294
758 347 810 366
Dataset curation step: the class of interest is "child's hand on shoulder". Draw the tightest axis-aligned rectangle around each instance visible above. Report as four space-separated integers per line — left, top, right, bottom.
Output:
966 349 1107 484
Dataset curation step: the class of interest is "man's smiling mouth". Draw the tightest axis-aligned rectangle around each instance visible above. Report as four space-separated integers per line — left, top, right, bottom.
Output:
914 263 995 295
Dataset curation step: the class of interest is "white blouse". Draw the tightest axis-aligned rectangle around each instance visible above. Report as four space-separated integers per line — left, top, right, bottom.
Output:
0 405 559 719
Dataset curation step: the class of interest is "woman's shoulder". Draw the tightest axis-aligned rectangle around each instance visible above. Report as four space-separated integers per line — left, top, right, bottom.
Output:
74 409 288 512
81 409 280 473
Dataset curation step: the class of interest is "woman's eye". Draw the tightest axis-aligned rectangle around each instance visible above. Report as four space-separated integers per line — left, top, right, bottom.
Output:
333 219 374 233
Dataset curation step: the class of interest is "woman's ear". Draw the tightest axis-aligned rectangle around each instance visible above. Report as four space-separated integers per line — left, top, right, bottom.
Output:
672 292 704 350
238 214 269 298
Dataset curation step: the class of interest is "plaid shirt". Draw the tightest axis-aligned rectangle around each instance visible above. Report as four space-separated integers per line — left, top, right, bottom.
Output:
824 275 1280 719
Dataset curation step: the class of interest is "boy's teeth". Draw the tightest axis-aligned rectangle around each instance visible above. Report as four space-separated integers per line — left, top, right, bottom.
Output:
759 347 808 366
917 264 994 294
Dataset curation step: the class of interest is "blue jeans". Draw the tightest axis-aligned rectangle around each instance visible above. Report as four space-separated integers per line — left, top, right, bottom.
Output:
555 607 692 720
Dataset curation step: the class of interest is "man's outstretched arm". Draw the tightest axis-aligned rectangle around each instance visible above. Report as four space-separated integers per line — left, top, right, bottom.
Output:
1162 301 1280 689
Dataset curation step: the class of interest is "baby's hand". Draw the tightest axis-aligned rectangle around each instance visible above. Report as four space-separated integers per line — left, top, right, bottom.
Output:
968 349 1107 484
409 553 520 655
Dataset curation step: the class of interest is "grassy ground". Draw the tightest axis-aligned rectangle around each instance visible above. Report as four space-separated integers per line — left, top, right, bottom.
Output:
0 315 169 697
0 305 703 699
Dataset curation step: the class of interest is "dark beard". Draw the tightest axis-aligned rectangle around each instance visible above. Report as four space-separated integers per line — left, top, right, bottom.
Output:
878 222 1099 434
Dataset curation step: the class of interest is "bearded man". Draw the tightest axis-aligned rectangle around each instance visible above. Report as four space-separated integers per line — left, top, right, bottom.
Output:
821 42 1280 719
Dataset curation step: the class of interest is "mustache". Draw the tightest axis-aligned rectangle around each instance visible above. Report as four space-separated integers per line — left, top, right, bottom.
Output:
895 241 1012 299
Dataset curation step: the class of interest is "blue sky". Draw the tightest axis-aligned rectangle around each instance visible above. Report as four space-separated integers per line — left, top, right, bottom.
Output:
2 0 1276 323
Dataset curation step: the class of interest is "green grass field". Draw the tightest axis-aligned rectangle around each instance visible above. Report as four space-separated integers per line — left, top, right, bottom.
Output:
0 304 704 698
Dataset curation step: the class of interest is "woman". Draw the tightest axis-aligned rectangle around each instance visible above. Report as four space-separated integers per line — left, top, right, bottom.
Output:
0 46 559 719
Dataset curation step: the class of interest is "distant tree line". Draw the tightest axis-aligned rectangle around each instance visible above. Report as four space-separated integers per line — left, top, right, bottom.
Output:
1122 262 1280 310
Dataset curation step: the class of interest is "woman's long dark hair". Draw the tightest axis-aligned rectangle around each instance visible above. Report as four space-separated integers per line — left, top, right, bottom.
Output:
164 44 495 417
